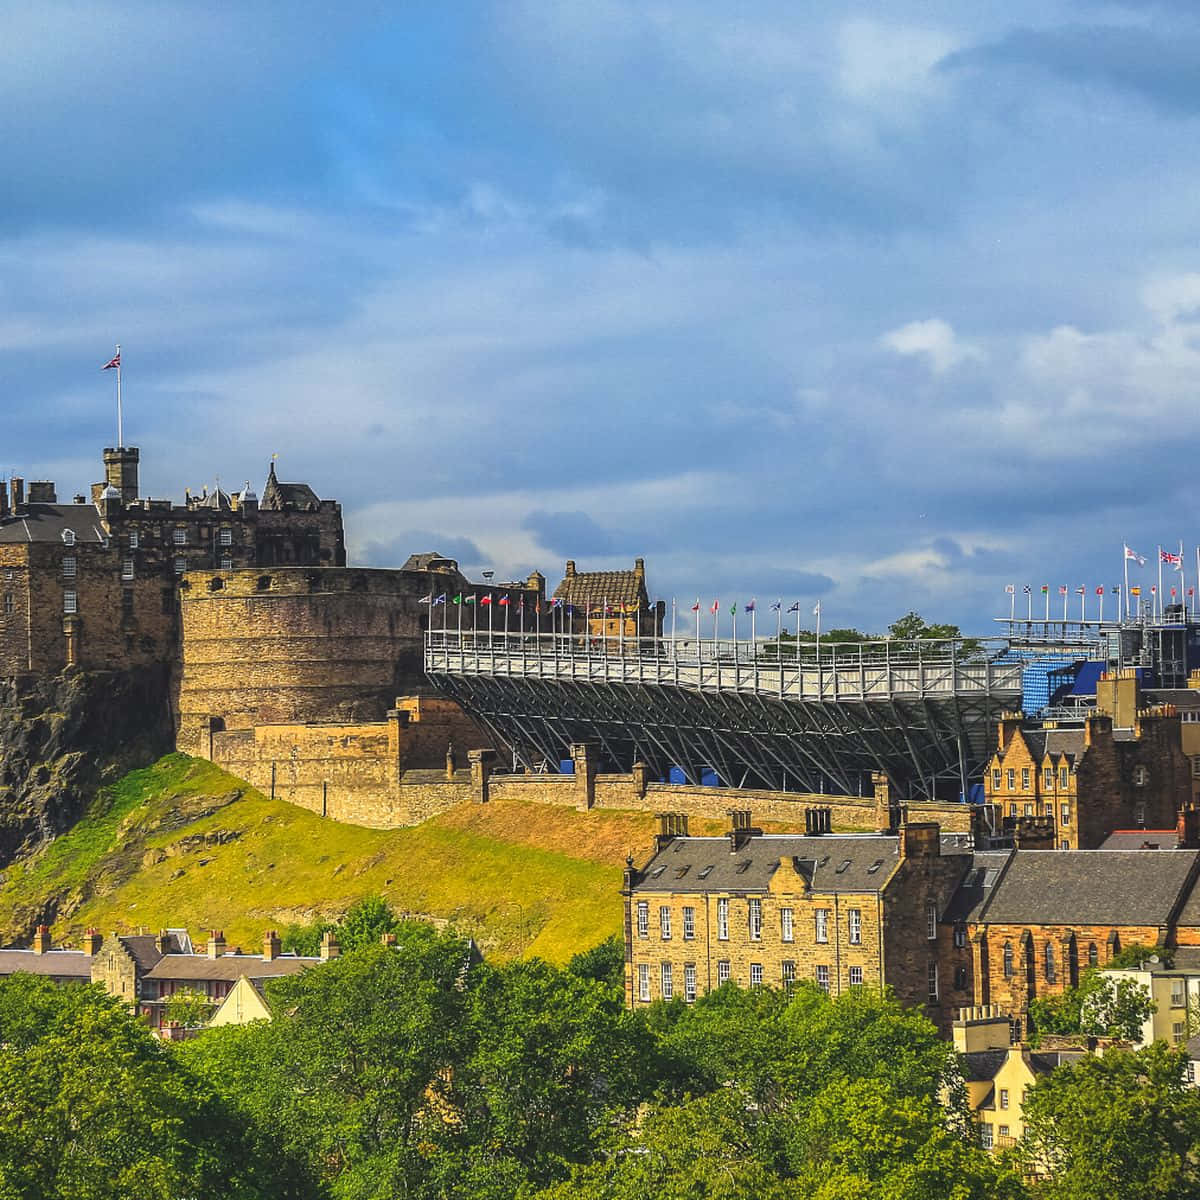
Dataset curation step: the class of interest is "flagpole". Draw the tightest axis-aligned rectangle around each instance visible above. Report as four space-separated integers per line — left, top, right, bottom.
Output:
1124 547 1130 620
1078 588 1084 624
1044 587 1049 622
1179 541 1185 618
1009 587 1015 622
1026 588 1032 622
1158 547 1164 620
1062 587 1067 623
695 600 700 644
1098 589 1104 624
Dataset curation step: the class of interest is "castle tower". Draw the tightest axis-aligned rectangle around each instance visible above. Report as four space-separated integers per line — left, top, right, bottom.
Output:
102 446 139 503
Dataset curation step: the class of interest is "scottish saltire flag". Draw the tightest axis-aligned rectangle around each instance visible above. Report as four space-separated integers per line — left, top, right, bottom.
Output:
432 593 446 605
770 601 781 612
787 602 800 613
1022 585 1032 594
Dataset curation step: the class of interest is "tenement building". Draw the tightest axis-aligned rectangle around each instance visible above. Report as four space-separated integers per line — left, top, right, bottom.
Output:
0 447 344 674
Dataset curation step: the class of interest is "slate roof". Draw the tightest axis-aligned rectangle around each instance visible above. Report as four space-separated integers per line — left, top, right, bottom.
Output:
262 464 320 512
943 851 1013 923
552 563 646 609
960 1048 1008 1082
1098 830 1179 851
979 850 1200 926
1044 729 1086 760
1187 1033 1200 1060
0 504 109 545
0 949 93 978
631 833 969 895
1028 1049 1088 1072
120 933 188 971
1170 872 1200 931
144 952 318 982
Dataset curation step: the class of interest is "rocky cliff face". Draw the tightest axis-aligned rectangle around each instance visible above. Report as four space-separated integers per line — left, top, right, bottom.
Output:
0 667 174 867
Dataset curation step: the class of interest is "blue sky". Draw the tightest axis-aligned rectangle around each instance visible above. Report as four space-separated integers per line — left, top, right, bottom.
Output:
5 1 1199 636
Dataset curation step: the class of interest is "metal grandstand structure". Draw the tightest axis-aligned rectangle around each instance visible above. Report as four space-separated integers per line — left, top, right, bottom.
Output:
424 630 1024 800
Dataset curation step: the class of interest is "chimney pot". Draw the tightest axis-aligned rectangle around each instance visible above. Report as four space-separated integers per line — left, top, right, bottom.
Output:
32 925 51 954
263 929 281 961
320 930 341 961
207 929 226 958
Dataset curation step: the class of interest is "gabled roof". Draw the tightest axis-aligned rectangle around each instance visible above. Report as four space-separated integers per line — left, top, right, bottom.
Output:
979 850 1200 926
630 833 958 895
119 932 188 971
943 851 1013 923
960 1048 1008 1082
144 952 318 982
1044 729 1086 761
0 504 109 545
552 561 647 609
0 949 92 978
1099 830 1179 851
261 463 320 512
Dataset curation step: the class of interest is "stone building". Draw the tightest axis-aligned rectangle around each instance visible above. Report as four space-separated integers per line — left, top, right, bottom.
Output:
981 672 1192 849
622 810 973 1029
552 558 664 639
0 447 343 675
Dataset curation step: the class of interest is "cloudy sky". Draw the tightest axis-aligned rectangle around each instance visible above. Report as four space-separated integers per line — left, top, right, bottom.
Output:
4 1 1198 636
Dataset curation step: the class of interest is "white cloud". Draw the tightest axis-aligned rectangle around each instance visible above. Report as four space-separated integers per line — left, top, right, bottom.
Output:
880 317 982 373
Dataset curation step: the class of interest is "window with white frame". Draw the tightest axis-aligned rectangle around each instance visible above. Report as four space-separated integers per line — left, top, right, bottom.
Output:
637 963 650 1002
1006 769 1015 790
1174 1022 1186 1043
999 1088 1009 1109
174 556 186 574
129 530 139 549
61 529 75 547
219 556 233 571
926 902 938 940
1061 803 1070 826
815 964 830 993
849 965 863 987
750 963 763 988
780 907 794 943
717 959 731 985
1060 766 1069 788
848 908 862 945
927 960 939 1002
717 897 729 940
173 528 187 545
659 906 671 940
636 901 649 938
1171 981 1186 1007
748 897 762 941
122 558 134 580
61 556 76 578
992 769 1001 790
63 590 77 614
1021 767 1030 791
684 963 697 1003
683 906 695 940
1044 768 1053 789
219 527 233 546
781 960 795 989
815 908 829 943
660 962 672 1000
980 1123 993 1151
2 593 12 615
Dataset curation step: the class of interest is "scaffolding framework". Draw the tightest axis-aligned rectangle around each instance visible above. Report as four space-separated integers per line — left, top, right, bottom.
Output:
424 630 1023 800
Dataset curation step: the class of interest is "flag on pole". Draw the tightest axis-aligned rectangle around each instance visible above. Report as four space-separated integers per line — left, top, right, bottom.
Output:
729 602 736 616
770 601 781 612
787 602 800 613
1130 586 1141 596
691 599 700 612
1151 586 1157 596
1058 586 1068 595
452 593 463 605
813 601 821 616
745 599 756 612
1125 545 1147 565
498 596 510 606
1005 585 1015 594
1023 585 1032 594
1161 549 1182 566
1075 586 1085 595
480 595 492 606
102 351 121 370
418 593 433 604
710 600 719 615
1041 585 1049 594
432 593 446 605
464 594 477 605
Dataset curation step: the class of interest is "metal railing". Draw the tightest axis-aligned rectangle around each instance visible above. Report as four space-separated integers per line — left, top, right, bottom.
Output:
424 629 1024 703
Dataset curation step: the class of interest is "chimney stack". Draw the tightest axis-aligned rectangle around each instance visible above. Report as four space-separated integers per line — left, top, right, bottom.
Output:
804 807 832 836
82 928 102 955
263 930 281 961
10 478 24 512
207 929 226 959
656 811 689 848
1178 806 1200 849
899 822 941 859
565 559 576 577
32 925 51 955
0 482 8 519
727 808 757 853
155 929 171 955
320 930 341 962
27 481 56 504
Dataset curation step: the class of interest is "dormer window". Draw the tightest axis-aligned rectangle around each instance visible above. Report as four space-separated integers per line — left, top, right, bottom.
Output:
61 529 75 546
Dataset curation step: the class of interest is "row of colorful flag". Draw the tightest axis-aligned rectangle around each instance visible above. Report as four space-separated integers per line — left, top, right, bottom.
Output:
1005 584 1194 597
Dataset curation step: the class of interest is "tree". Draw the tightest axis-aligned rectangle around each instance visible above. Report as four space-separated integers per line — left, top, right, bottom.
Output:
567 934 625 992
163 986 216 1029
279 895 403 957
1028 970 1154 1045
0 974 299 1199
1018 1042 1200 1199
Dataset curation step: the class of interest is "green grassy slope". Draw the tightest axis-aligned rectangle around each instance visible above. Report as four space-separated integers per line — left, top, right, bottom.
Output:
0 754 756 963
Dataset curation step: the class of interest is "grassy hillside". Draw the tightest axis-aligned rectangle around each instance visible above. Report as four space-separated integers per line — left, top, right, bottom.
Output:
0 754 782 963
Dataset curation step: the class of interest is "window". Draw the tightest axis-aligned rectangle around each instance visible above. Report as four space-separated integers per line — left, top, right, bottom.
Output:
781 907 794 943
1023 803 1034 817
998 1125 1010 1140
219 527 233 546
1189 1062 1196 1085
1171 981 1186 1008
1135 802 1147 827
684 963 697 1003
637 962 650 1002
1061 803 1071 826
636 902 649 938
2 593 11 615
660 962 673 1000
815 964 830 993
174 556 186 574
1006 769 1015 790
750 963 763 988
62 529 75 546
659 906 671 940
1060 839 1069 850
1060 766 1069 788
926 902 938 940
1003 942 1014 977
121 588 134 615
848 908 862 945
954 924 966 948
61 556 76 578
129 530 139 549
955 965 968 989
1133 765 1149 788
980 1123 993 1151
1044 943 1056 983
1044 802 1054 817
173 528 187 545
682 906 695 940
927 960 939 1002
992 769 1001 791
717 897 729 941
121 558 134 580
849 965 864 987
1021 767 1030 791
1044 768 1053 789
748 898 762 941
1088 942 1098 968
717 959 731 985
781 960 795 989
1173 1022 1186 1043
219 556 233 571
63 590 77 615
999 1088 1009 1110
815 908 829 943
